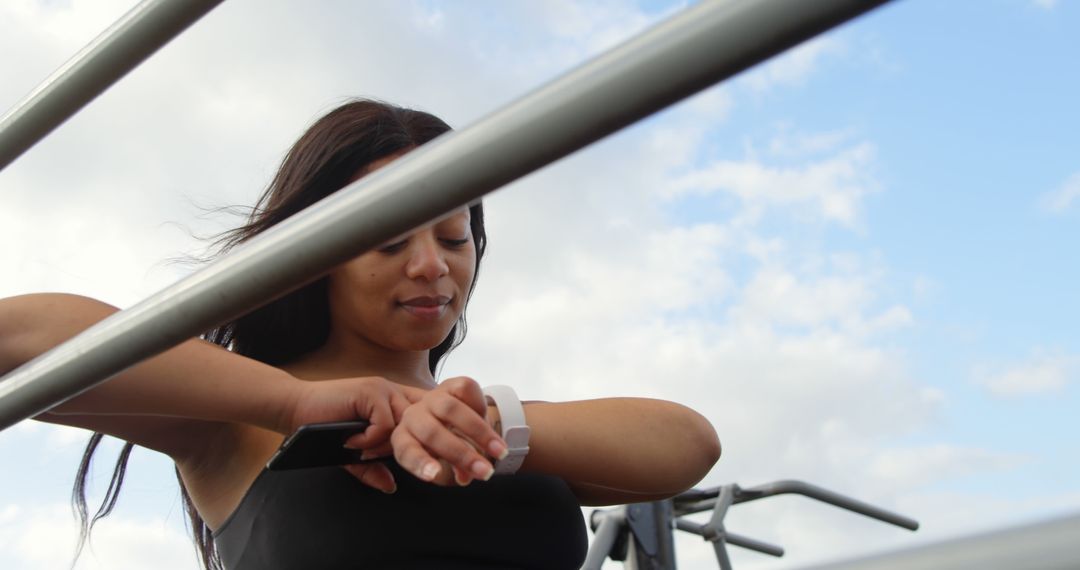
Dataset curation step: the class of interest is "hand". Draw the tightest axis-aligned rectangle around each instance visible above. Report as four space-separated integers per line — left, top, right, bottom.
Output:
391 376 508 486
288 376 424 493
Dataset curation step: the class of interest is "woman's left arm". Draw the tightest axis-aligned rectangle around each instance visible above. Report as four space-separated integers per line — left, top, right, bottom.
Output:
388 378 719 504
518 398 720 506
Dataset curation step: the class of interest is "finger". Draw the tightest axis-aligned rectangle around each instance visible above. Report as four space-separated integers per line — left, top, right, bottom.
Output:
345 421 391 450
427 392 506 461
343 436 393 458
359 440 393 460
431 459 458 487
389 389 413 424
442 376 488 416
343 463 396 494
452 464 473 487
402 412 494 483
392 427 443 483
399 385 427 404
345 398 395 448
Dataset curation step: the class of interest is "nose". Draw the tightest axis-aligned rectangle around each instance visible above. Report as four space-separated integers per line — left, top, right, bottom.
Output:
404 234 450 282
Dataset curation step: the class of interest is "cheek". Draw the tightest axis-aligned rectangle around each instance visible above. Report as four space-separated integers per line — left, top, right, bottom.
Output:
328 263 384 311
456 254 478 292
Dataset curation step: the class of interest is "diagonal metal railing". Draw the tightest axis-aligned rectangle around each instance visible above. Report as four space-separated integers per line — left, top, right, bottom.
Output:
0 0 895 430
0 0 225 171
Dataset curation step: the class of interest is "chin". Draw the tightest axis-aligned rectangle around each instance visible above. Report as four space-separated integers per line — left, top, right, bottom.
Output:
395 331 454 352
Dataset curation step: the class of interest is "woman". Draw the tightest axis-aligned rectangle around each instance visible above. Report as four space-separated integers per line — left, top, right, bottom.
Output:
0 100 720 569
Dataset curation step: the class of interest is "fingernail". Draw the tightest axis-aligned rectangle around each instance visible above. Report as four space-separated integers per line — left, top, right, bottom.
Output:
472 460 494 481
382 481 397 494
454 469 471 487
420 462 441 481
488 440 508 460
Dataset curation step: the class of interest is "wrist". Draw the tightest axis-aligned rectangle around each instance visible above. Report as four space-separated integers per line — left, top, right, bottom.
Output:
486 404 502 434
268 370 307 434
483 385 530 475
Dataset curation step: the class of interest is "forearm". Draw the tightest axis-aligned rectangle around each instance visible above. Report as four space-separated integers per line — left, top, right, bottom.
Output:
50 337 301 433
0 293 301 433
517 398 720 502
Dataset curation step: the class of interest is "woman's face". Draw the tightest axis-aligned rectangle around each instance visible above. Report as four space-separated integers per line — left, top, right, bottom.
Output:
325 155 477 353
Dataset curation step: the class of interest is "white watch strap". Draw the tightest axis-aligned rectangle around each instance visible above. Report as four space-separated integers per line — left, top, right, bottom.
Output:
483 385 530 475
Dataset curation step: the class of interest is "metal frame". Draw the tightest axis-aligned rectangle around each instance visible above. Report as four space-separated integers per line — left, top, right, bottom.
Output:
585 484 1080 569
0 0 893 430
585 480 918 570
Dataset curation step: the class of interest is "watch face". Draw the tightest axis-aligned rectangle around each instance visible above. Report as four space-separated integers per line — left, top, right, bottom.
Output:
504 425 531 448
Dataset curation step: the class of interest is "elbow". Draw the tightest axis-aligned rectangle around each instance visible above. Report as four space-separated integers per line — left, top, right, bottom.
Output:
0 293 117 378
678 409 720 490
704 428 722 472
694 415 721 478
651 404 721 496
0 297 33 377
699 419 721 468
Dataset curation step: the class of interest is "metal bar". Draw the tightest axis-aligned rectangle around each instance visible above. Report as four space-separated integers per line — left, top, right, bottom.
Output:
710 485 736 570
798 512 1080 570
627 501 678 570
675 520 785 558
674 497 720 517
736 480 919 531
0 0 225 171
582 509 627 570
0 0 895 429
724 532 784 558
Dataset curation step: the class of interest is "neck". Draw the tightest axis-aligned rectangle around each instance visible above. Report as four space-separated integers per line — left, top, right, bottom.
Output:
285 333 437 389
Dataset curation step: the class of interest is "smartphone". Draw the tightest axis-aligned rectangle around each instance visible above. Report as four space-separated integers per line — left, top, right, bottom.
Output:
266 420 375 470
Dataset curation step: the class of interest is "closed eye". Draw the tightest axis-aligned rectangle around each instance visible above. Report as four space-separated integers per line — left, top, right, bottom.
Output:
441 237 469 248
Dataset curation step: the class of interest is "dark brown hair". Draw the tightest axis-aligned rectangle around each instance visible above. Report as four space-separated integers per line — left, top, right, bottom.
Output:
72 99 486 569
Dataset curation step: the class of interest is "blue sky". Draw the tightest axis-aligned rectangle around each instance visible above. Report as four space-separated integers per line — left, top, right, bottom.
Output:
699 0 1080 499
0 1 1077 569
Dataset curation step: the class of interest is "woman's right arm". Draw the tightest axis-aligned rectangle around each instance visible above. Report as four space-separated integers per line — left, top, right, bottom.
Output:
0 293 413 467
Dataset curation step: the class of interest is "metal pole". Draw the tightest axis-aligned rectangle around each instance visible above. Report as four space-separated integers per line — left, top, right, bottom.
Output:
0 0 225 171
0 0 895 429
582 508 628 570
626 501 678 570
738 480 919 531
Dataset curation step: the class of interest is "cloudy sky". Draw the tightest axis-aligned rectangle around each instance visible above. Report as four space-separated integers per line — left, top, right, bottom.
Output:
1 0 1078 569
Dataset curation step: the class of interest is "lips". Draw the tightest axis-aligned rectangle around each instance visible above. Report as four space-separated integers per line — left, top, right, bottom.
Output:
398 295 451 319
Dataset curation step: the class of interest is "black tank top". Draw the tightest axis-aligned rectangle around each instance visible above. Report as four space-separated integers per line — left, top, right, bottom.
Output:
212 462 587 569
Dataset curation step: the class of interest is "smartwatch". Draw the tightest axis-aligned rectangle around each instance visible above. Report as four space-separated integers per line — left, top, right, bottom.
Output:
483 385 530 475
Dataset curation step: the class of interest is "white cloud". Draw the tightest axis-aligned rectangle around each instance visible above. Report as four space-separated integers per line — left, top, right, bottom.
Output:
0 504 196 570
768 127 858 158
0 505 19 525
46 424 95 449
975 350 1076 397
1033 0 1059 10
742 36 845 93
733 265 875 329
1039 171 1080 213
664 141 879 228
869 444 1024 489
